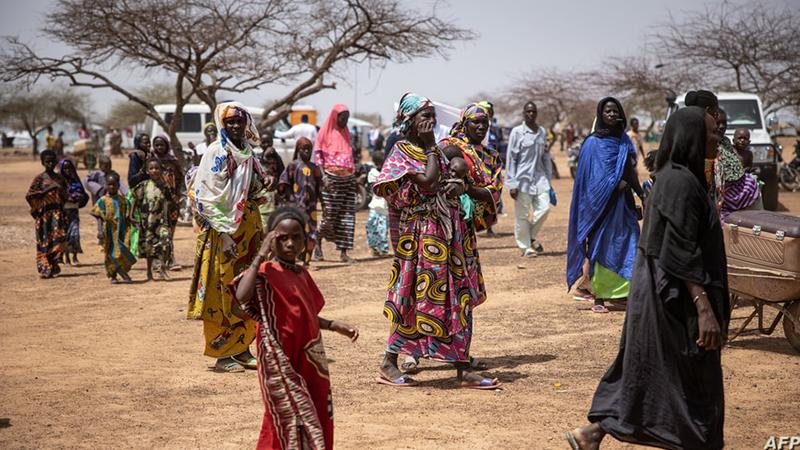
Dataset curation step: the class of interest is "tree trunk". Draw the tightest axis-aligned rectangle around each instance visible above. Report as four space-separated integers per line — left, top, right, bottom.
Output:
31 135 38 159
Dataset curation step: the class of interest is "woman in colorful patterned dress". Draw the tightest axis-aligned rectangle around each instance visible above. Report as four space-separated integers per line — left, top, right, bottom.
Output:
57 158 89 265
374 93 500 389
26 150 67 278
188 101 271 373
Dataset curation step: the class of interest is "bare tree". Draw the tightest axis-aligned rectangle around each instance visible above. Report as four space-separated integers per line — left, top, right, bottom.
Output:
497 68 599 149
590 51 700 132
1 0 469 164
656 1 800 115
0 84 87 158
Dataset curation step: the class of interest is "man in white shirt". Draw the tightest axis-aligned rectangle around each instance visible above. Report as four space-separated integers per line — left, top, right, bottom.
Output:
274 114 317 142
505 101 552 257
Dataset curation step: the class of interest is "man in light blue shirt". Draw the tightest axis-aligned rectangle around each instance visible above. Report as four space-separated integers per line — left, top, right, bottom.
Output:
505 101 552 257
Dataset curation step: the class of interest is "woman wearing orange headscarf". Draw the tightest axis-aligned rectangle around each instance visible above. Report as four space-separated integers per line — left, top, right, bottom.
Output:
314 104 357 263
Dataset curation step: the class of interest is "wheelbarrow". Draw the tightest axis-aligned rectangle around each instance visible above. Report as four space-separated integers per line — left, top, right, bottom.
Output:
723 210 800 353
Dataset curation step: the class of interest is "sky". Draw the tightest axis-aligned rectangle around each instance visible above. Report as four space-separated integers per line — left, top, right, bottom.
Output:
1 0 797 125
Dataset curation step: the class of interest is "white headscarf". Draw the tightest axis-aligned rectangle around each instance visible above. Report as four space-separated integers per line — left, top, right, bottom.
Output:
193 101 264 233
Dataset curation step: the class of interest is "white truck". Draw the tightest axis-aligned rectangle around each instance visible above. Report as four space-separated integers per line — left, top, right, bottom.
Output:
667 92 780 210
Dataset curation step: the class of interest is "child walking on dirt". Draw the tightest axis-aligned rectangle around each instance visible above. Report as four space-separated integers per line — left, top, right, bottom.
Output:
278 137 322 266
57 158 89 265
131 159 178 281
90 173 136 284
232 206 358 450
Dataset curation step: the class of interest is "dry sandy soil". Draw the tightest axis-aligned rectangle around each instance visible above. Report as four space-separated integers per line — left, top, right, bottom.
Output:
0 150 798 450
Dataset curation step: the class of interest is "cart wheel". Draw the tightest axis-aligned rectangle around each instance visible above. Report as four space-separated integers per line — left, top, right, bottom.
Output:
783 301 800 353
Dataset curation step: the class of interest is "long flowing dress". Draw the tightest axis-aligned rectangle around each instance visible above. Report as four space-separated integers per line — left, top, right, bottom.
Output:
566 133 640 299
279 159 322 262
374 140 487 362
231 261 333 450
588 163 729 450
315 104 357 251
90 194 136 278
188 101 265 359
26 172 67 277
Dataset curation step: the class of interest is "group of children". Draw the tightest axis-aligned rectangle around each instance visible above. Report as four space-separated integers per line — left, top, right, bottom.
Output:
27 147 182 283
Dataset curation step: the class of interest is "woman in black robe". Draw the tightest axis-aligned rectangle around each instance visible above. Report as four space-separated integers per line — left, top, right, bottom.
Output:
565 106 730 450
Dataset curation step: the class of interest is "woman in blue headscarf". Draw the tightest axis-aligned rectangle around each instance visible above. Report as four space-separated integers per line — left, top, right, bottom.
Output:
566 97 644 313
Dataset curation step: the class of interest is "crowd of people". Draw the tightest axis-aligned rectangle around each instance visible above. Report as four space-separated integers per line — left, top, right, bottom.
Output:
23 87 766 449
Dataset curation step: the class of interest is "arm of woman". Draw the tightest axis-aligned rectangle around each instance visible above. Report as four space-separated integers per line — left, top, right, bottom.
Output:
409 147 440 191
685 281 722 350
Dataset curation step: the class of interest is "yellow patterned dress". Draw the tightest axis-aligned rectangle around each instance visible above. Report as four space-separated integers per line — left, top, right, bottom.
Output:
188 199 263 358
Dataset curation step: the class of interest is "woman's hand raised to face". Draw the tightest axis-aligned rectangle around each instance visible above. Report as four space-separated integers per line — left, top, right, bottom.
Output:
416 118 436 149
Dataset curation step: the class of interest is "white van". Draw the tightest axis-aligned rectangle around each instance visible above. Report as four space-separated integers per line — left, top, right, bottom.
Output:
146 104 296 164
668 92 779 210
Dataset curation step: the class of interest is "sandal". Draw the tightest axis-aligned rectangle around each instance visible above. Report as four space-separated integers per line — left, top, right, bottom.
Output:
573 288 594 301
459 377 502 390
231 351 258 370
591 304 609 314
213 357 245 373
376 374 418 387
564 431 581 450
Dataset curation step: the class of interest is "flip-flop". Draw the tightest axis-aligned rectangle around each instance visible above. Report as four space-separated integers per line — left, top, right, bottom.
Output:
459 377 502 390
591 304 609 314
213 359 245 373
564 431 581 450
375 375 418 387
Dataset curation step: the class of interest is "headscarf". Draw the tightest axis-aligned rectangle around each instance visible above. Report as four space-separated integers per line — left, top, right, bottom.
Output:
593 97 627 138
313 103 351 170
193 101 264 233
394 92 433 134
566 97 638 289
293 136 313 160
152 134 177 161
449 102 492 139
133 133 149 151
655 106 710 190
684 90 719 112
57 158 89 207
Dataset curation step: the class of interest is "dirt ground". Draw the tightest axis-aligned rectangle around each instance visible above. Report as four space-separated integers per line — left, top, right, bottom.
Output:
0 150 798 450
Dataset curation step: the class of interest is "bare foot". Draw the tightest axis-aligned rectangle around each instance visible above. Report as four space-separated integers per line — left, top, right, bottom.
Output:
569 423 605 450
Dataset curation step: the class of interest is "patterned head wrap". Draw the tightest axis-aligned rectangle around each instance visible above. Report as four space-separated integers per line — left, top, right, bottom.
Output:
214 102 260 150
394 92 433 134
477 100 495 117
449 102 492 137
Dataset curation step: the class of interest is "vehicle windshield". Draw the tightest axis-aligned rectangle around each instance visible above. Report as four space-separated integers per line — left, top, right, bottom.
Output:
718 99 763 130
